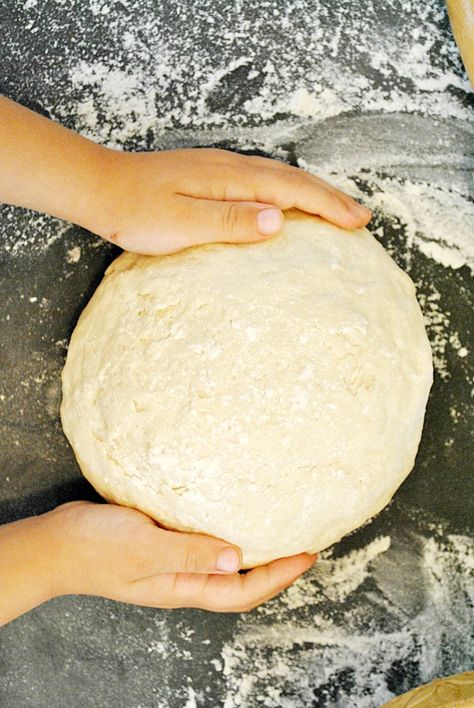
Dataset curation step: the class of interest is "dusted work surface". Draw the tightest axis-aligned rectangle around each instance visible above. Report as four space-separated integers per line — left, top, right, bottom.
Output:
0 1 473 707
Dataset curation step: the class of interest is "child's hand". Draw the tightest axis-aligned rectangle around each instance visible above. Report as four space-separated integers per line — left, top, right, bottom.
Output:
45 501 316 612
1 98 371 255
97 148 371 254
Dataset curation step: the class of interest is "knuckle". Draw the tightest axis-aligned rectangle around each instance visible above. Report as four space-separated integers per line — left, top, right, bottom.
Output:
289 169 310 187
130 549 153 577
265 169 308 206
221 203 243 237
246 154 274 168
183 544 202 573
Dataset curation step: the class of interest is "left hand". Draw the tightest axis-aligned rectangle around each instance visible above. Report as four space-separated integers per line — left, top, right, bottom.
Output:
1 98 370 256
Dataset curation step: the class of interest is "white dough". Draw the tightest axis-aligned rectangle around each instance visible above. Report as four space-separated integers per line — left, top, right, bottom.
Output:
61 211 433 567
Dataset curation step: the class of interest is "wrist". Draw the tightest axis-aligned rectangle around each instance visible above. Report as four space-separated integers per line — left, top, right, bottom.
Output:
79 147 133 243
58 141 119 238
41 501 102 599
0 514 59 625
40 503 84 599
0 98 117 236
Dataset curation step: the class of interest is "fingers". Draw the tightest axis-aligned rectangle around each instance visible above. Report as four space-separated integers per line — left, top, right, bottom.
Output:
134 525 242 575
179 149 371 230
242 165 371 230
135 552 317 612
196 553 317 612
172 196 284 247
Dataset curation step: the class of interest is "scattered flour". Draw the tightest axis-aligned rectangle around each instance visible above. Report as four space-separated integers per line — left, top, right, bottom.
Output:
183 686 198 708
295 161 474 276
42 528 467 707
417 287 456 381
66 245 81 263
0 208 73 255
358 179 474 273
218 530 474 707
315 536 391 604
43 0 472 143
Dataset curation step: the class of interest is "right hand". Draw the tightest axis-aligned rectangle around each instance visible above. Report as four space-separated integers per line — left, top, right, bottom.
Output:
44 501 317 612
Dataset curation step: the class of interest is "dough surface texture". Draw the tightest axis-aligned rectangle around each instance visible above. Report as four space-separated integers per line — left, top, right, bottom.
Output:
61 211 433 566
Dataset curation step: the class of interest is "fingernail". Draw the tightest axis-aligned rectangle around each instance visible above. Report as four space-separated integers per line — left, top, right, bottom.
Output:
348 202 371 220
257 208 283 235
216 547 240 572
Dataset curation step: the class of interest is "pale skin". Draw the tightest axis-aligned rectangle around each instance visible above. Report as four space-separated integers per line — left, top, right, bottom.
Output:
0 96 371 626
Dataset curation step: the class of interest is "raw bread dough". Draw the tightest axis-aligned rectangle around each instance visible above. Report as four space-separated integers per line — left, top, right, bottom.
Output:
381 670 474 707
61 210 433 567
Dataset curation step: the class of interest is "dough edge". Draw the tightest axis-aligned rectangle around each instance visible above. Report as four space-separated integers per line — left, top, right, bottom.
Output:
61 209 432 568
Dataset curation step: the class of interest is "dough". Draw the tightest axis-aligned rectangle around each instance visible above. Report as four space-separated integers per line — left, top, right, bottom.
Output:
447 0 474 88
61 210 433 567
381 670 474 707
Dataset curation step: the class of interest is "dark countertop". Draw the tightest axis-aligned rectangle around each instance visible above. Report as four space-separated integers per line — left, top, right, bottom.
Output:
0 1 473 706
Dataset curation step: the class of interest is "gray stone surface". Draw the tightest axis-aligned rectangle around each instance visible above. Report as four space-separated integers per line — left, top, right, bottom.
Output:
0 0 473 706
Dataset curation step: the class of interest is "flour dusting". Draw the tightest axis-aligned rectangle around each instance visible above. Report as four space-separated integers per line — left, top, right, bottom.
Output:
219 529 474 707
49 0 471 143
66 245 82 263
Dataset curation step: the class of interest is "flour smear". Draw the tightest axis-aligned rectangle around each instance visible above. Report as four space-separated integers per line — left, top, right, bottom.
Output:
218 530 474 707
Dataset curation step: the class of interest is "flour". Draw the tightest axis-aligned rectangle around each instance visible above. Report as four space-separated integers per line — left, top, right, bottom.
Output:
218 529 474 707
48 0 471 142
417 287 457 381
355 179 473 273
66 246 81 263
0 208 73 255
93 522 469 707
183 686 198 708
293 161 474 276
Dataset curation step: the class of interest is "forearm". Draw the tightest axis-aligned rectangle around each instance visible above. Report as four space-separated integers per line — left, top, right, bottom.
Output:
0 514 56 626
0 96 113 234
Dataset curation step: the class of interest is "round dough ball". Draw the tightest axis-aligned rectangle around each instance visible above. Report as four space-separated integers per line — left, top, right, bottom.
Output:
61 211 432 567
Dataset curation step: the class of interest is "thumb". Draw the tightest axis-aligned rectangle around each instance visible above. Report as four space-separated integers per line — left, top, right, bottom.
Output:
141 526 242 574
177 196 284 246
